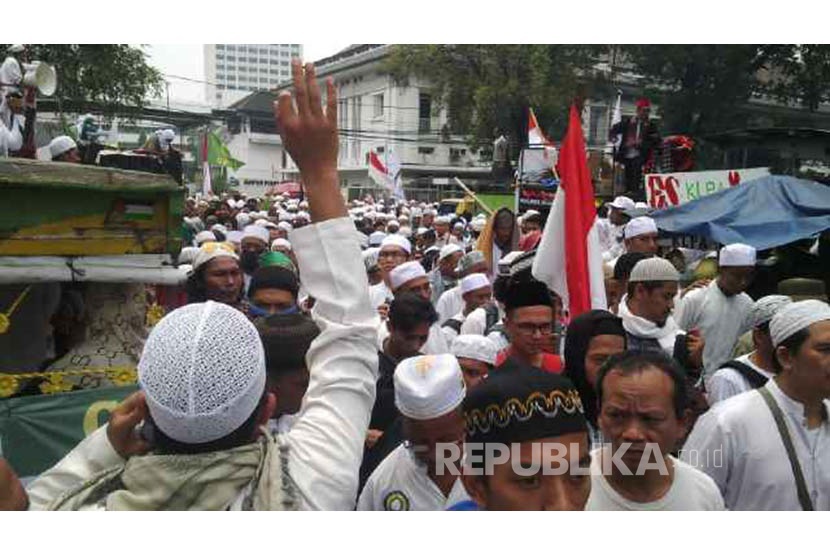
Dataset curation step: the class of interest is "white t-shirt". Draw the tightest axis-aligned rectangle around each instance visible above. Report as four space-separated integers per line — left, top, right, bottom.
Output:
707 353 774 406
587 447 724 511
436 286 463 324
357 444 466 511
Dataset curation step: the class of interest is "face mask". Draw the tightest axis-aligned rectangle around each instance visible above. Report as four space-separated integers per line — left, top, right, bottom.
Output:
249 303 300 318
240 251 260 274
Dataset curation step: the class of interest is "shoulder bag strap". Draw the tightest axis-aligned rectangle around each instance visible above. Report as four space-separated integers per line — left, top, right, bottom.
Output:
758 386 815 511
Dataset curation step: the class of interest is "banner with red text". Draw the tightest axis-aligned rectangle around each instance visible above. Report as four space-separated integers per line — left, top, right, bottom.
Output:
645 167 770 209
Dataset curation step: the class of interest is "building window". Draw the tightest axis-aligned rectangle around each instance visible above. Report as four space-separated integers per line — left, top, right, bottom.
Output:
226 56 236 62
217 45 225 51
373 93 384 118
216 54 225 60
280 60 289 66
419 93 432 133
418 147 434 154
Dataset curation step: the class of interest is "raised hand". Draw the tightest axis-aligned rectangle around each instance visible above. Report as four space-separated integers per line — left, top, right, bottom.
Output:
0 457 28 511
273 60 344 221
106 391 152 459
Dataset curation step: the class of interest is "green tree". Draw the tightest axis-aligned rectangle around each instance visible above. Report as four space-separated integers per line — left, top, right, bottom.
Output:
1 44 164 114
761 44 830 112
384 45 607 155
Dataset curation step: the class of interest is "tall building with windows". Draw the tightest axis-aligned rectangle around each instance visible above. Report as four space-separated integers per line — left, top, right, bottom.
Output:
204 44 302 107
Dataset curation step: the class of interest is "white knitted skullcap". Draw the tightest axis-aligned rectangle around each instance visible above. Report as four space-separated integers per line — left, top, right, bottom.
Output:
606 196 635 211
451 335 497 366
255 218 277 230
226 231 243 245
242 225 270 245
387 220 400 228
460 273 490 295
394 354 466 420
194 230 216 246
211 223 227 234
719 243 756 267
139 301 266 444
624 216 658 239
193 242 239 270
751 295 792 328
272 238 292 251
628 257 679 283
368 231 387 247
435 215 452 225
277 221 293 232
389 261 427 291
381 234 412 255
770 300 830 347
235 212 252 228
48 135 77 159
177 246 200 266
439 243 463 262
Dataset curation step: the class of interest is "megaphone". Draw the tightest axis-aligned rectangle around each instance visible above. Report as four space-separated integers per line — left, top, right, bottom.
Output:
22 61 57 96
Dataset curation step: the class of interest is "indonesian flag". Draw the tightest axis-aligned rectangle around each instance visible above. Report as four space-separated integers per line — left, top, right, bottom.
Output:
528 107 552 147
369 150 405 200
532 105 607 318
368 151 390 188
201 133 212 197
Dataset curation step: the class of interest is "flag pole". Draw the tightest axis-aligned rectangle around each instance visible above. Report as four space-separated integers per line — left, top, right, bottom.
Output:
453 177 494 216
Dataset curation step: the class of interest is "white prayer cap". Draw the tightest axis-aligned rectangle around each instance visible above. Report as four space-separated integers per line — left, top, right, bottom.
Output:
298 200 309 210
387 219 400 228
451 335 497 366
177 246 200 266
455 250 486 274
634 202 649 209
242 225 270 246
139 301 266 444
435 215 452 225
255 218 277 230
211 223 227 234
235 212 252 228
369 231 387 247
193 242 239 270
363 247 380 270
751 295 793 328
272 238 292 252
453 222 465 231
624 216 658 239
628 257 679 283
399 226 412 237
389 261 427 291
277 221 293 233
380 234 412 255
48 135 77 159
416 227 430 236
606 196 636 211
461 273 490 295
194 230 216 246
296 211 310 221
770 300 830 348
439 243 463 262
410 207 423 217
471 217 487 233
156 128 176 144
226 230 243 245
719 243 757 267
394 354 466 420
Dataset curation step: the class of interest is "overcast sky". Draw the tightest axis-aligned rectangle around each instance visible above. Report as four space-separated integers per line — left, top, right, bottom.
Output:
144 43 350 104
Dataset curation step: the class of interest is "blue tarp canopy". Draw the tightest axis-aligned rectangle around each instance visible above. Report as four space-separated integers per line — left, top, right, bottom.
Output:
651 175 830 250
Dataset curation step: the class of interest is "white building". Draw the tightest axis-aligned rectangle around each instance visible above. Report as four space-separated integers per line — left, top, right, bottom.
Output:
204 44 302 108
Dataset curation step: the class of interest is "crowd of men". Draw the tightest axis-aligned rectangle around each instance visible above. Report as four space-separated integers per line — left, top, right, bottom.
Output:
1 60 828 512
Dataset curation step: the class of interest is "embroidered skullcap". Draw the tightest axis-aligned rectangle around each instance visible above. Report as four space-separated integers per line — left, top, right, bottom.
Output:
389 261 427 291
368 231 387 247
719 243 756 267
380 234 412 255
624 216 658 239
770 300 830 348
139 301 266 444
455 250 486 274
751 295 792 328
394 355 466 420
271 238 292 252
613 252 653 281
463 365 586 445
451 335 497 366
193 241 239 270
628 257 679 283
461 273 490 295
439 243 463 262
605 196 635 211
242 224 270 246
194 230 216 246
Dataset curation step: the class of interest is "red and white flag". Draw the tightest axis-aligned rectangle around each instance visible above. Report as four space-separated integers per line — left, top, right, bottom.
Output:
528 107 552 147
532 105 607 318
368 150 406 201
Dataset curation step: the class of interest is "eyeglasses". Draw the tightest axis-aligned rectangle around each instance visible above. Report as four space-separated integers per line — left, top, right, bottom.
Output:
514 322 555 336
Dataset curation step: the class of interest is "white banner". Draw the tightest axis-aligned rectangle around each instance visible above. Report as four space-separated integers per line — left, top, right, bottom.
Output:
645 167 770 209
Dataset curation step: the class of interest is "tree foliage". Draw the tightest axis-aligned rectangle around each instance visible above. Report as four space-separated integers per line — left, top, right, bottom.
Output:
1 44 164 114
384 45 607 155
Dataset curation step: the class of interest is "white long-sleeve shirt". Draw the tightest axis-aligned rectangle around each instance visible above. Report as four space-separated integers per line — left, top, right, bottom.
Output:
436 286 463 325
707 353 774 406
681 379 830 510
27 216 380 511
674 281 753 386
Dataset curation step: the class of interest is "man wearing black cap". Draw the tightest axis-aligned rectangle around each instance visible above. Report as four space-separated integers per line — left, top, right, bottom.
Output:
450 367 592 510
497 280 563 374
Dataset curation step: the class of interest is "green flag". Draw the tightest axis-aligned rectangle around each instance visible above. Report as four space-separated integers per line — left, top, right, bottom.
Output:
207 131 245 170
